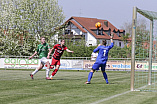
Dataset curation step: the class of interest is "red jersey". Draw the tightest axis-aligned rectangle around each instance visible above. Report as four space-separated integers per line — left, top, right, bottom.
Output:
52 44 67 60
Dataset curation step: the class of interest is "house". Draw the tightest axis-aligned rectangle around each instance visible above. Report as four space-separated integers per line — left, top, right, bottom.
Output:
56 16 130 47
143 41 157 59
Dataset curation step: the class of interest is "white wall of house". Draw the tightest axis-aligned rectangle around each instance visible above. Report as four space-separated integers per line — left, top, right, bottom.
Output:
69 19 97 46
50 34 58 45
66 23 86 36
86 32 97 46
84 32 87 41
71 24 81 35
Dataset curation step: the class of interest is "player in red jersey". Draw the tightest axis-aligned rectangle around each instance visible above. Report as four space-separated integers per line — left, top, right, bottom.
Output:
47 39 74 79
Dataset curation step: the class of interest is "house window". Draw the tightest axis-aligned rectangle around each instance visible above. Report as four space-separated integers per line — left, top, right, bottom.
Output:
89 44 92 46
119 42 121 47
65 30 70 34
117 32 119 37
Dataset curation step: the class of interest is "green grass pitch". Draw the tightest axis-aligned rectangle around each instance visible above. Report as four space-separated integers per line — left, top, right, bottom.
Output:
1 70 157 104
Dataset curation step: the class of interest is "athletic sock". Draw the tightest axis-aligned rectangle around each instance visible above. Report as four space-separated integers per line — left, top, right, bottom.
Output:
87 72 93 82
32 68 38 75
50 75 53 78
51 69 58 76
46 68 50 77
103 72 108 83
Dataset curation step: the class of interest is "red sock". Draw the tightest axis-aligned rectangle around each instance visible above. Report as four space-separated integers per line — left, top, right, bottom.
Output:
51 69 58 76
45 65 53 69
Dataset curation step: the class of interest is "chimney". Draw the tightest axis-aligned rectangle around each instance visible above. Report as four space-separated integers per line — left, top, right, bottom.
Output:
104 21 108 27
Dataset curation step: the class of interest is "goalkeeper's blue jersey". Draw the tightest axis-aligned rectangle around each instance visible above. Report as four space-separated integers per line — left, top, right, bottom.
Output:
93 43 114 62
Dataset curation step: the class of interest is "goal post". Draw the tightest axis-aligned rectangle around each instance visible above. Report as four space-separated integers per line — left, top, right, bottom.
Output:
131 7 157 91
148 20 153 85
131 6 137 91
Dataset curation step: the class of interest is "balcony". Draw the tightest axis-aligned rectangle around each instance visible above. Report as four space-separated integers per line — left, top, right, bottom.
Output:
58 34 85 39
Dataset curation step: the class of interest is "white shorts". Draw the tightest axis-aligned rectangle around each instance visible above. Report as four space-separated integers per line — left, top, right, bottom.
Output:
40 57 48 65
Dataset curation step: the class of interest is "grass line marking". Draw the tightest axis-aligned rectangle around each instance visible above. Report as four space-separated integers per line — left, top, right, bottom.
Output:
90 90 131 104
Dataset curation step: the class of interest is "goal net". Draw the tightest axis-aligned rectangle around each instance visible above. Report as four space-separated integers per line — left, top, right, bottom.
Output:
131 7 157 91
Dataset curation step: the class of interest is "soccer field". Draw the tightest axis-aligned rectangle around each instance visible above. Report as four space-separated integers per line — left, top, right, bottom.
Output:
0 70 157 104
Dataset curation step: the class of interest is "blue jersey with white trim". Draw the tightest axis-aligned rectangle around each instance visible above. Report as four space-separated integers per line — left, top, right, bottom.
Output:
93 43 114 62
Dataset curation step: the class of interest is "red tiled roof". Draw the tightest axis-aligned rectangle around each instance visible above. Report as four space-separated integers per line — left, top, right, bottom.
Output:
65 16 125 40
141 41 156 50
119 29 125 32
127 37 132 41
114 29 119 32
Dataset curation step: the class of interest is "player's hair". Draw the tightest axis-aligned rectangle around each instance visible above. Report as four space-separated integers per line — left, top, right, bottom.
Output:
40 36 45 40
102 40 107 45
61 39 65 42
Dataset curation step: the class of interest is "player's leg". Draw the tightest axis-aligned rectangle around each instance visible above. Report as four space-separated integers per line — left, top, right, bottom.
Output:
50 59 60 79
85 62 99 84
86 69 95 84
50 65 55 69
50 65 60 78
30 63 44 79
45 61 51 80
102 70 109 84
45 63 54 69
50 58 56 68
101 62 109 84
40 57 52 80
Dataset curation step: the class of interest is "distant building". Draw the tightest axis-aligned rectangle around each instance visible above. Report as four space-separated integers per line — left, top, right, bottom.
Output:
143 41 157 59
56 16 131 47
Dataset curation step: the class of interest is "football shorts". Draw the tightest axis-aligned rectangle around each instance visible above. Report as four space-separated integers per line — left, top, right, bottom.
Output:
92 61 107 71
40 57 48 65
51 58 60 66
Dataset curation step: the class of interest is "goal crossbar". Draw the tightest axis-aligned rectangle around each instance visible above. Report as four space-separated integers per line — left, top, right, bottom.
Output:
137 8 157 20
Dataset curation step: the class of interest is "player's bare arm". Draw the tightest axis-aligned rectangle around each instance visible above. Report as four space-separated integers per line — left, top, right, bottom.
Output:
47 47 54 59
48 45 51 52
110 32 114 43
47 48 51 59
66 49 74 53
29 51 37 59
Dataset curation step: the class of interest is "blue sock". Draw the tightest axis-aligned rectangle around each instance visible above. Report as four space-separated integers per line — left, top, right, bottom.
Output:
87 72 93 82
103 72 108 83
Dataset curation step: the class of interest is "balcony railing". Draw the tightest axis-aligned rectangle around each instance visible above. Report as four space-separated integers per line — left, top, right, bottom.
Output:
58 34 85 39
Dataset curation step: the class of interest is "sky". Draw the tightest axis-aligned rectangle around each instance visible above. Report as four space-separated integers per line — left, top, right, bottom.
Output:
58 0 157 29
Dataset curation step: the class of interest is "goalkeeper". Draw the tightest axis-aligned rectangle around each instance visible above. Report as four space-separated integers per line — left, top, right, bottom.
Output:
85 33 114 84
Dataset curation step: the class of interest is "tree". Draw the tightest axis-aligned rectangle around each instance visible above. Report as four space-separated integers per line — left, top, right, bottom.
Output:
108 45 131 58
0 28 40 56
121 33 130 44
0 0 65 56
0 0 65 37
121 18 150 59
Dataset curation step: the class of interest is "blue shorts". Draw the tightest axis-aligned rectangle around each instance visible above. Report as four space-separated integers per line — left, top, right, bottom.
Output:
92 61 107 71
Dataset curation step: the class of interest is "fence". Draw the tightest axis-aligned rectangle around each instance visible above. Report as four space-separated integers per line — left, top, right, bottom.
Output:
1 56 157 72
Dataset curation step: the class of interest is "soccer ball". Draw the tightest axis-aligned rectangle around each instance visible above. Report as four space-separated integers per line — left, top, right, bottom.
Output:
95 22 101 28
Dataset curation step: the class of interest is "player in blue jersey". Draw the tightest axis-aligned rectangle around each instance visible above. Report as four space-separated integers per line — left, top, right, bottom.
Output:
85 34 114 84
